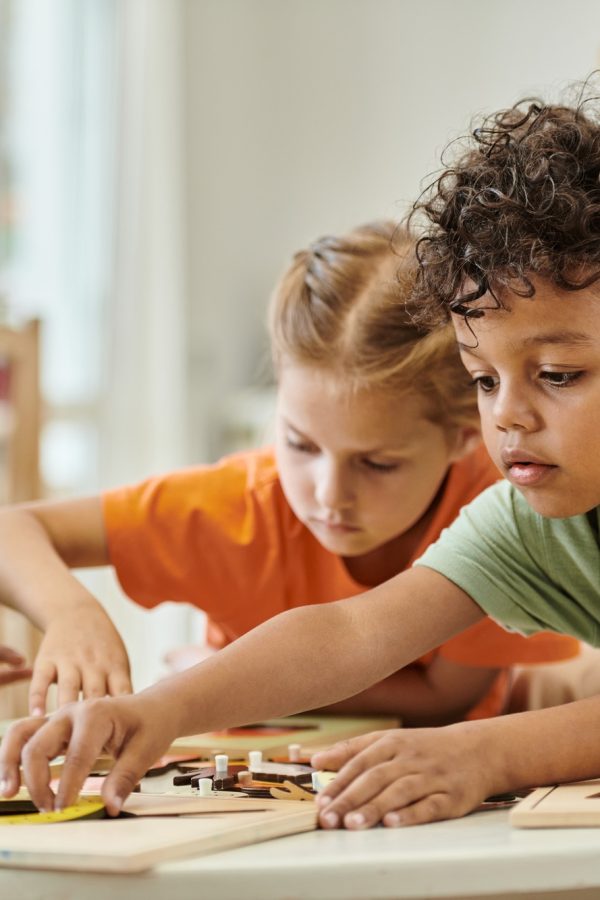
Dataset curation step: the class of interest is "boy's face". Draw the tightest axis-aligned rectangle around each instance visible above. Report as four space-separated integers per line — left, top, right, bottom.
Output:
274 362 469 561
454 278 600 518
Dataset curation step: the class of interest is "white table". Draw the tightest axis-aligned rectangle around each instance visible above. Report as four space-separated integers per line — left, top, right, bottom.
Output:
2 805 600 899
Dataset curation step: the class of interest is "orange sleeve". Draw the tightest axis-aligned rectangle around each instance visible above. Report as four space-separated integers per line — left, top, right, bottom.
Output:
101 449 287 632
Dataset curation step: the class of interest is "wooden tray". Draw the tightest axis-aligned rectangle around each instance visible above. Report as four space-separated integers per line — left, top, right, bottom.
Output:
510 779 600 828
0 796 317 872
168 713 399 758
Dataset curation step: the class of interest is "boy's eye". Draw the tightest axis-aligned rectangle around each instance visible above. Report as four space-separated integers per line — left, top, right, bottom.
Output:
471 375 498 393
540 370 584 388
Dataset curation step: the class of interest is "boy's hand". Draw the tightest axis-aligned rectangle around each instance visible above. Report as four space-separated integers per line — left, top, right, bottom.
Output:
0 693 175 814
311 724 501 829
0 645 32 686
29 604 132 715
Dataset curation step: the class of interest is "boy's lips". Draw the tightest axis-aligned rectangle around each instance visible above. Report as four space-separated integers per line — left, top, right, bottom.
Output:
500 448 558 487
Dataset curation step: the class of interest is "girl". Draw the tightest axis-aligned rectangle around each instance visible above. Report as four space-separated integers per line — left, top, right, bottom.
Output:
0 222 576 726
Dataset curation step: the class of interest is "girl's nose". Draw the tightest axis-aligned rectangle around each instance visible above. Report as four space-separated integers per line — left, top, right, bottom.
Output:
314 461 353 511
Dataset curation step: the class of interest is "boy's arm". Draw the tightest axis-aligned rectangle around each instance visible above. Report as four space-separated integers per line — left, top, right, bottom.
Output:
311 695 600 829
0 566 485 812
313 657 501 725
0 498 131 713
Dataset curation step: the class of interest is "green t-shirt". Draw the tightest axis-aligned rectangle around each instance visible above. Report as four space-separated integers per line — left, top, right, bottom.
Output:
414 480 600 645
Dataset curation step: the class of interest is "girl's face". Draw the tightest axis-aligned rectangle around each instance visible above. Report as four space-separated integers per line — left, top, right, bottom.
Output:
275 362 474 561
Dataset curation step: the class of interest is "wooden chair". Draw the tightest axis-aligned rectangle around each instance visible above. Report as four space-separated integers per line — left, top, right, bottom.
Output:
0 319 42 719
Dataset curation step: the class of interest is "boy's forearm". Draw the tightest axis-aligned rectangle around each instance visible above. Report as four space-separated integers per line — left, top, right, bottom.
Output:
139 574 484 738
139 604 379 736
468 697 600 794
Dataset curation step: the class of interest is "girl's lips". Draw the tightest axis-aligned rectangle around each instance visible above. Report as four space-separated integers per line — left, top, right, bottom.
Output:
313 519 360 533
506 462 558 487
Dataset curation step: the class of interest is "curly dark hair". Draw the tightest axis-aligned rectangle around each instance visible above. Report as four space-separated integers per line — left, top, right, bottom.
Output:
410 83 600 326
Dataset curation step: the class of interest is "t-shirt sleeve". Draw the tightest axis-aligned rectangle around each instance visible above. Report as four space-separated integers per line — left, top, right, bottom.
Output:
414 480 599 643
101 452 283 622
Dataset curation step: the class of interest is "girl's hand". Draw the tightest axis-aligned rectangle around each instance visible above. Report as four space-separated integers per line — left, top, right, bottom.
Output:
311 724 501 829
28 603 132 715
0 692 176 814
0 645 32 686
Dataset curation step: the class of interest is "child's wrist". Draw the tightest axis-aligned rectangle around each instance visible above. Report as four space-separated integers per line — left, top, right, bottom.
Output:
449 718 517 797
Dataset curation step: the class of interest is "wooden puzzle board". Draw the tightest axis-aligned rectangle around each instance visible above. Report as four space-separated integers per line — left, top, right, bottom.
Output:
0 797 317 873
510 778 600 827
167 713 399 757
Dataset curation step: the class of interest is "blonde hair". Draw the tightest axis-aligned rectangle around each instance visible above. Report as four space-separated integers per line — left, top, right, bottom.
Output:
269 220 479 432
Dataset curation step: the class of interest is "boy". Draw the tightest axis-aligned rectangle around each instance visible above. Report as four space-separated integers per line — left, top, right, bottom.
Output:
2 93 599 829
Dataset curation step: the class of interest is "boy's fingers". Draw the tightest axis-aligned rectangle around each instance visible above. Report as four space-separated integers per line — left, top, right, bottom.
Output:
54 714 113 811
101 739 159 816
311 731 387 771
0 666 32 686
383 792 452 828
315 734 397 805
335 772 431 830
28 661 57 715
20 715 80 811
0 716 49 799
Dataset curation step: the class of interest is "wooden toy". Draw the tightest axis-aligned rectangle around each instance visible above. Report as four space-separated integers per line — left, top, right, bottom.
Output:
0 796 317 872
167 713 398 758
511 778 600 827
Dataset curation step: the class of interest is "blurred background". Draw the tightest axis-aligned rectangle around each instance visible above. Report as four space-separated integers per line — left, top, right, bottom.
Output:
0 0 599 695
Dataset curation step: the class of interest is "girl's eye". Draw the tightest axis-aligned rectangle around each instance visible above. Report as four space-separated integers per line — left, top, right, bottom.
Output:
362 459 399 473
541 370 584 388
286 438 317 454
471 375 498 393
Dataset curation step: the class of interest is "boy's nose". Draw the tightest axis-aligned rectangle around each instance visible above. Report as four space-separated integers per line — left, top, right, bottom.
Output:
492 385 540 432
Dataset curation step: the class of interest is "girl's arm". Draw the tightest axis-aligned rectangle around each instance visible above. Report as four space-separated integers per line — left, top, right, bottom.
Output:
0 566 485 812
313 657 501 725
0 498 131 713
0 645 32 686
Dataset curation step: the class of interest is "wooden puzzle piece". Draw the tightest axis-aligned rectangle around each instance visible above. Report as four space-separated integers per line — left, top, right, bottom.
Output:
511 779 600 827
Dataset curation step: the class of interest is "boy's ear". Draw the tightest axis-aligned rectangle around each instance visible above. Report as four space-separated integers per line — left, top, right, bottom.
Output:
448 426 482 462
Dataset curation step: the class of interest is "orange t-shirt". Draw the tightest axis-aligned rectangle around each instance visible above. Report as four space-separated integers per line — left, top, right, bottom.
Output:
102 445 579 719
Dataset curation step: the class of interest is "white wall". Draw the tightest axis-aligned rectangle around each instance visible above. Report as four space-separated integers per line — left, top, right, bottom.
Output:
184 0 600 458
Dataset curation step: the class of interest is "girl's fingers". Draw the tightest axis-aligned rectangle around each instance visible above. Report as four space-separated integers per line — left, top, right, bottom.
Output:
56 665 83 709
81 670 109 700
28 661 57 716
107 668 133 697
0 666 32 686
0 645 26 665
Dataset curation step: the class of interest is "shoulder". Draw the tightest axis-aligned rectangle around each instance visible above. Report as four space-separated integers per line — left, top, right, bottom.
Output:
103 447 284 521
